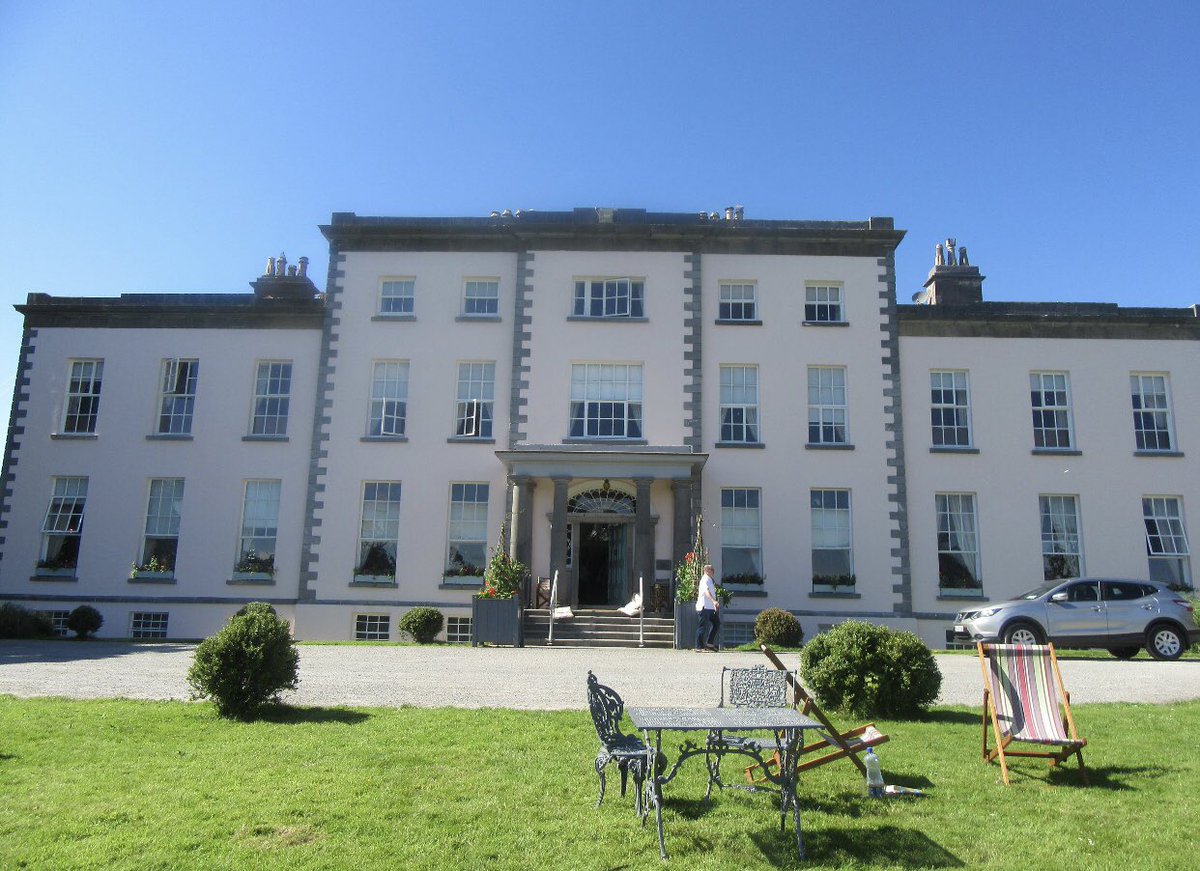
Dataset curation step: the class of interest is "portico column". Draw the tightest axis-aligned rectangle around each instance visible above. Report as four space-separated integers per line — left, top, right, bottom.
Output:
511 475 536 573
634 477 655 598
550 476 572 603
671 479 693 568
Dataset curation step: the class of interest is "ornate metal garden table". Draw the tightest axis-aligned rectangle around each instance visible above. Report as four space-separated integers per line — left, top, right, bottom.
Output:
627 706 822 861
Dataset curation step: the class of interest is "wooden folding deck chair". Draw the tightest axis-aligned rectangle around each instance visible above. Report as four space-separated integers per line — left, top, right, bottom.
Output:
978 642 1088 785
743 644 889 784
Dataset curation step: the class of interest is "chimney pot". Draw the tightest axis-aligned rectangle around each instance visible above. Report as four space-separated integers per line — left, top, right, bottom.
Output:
298 256 309 278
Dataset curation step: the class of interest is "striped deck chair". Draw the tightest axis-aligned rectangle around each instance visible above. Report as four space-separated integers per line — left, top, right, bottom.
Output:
978 642 1088 785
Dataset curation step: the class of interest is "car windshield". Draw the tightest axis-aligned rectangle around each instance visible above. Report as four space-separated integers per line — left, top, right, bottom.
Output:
1013 583 1059 601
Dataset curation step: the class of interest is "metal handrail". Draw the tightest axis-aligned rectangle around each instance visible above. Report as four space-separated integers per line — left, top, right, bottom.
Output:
546 570 559 646
638 574 645 648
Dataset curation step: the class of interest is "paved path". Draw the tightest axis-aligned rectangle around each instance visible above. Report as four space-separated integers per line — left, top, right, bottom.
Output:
2 640 1198 710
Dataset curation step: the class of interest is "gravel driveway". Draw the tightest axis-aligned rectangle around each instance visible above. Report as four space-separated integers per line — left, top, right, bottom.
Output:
3 640 1199 710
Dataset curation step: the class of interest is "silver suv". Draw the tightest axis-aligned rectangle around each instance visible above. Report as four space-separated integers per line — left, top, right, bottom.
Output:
952 578 1198 660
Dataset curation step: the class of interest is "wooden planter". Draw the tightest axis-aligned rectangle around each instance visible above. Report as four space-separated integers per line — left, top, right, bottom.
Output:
673 601 699 650
471 596 524 647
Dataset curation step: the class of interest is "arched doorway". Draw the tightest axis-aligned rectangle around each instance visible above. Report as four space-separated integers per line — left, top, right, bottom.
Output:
569 486 635 606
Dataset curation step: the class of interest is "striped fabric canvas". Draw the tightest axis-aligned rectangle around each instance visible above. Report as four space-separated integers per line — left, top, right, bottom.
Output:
987 644 1071 745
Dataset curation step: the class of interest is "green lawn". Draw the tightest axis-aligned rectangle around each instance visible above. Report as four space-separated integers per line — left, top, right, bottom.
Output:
1 696 1194 870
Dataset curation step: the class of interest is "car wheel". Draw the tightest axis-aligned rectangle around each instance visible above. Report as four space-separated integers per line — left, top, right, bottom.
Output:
1108 646 1140 660
1002 621 1043 645
1146 624 1185 661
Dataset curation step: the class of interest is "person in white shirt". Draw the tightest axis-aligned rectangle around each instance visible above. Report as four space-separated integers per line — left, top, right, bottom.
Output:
694 564 720 651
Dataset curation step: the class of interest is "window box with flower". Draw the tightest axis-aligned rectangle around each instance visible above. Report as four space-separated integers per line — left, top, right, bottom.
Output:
353 542 397 586
231 551 276 584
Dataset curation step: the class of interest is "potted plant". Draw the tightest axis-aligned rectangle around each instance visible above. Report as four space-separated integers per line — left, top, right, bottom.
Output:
721 571 764 589
673 515 708 649
130 554 174 580
233 550 275 582
36 549 78 578
354 542 396 584
812 573 856 592
471 529 526 646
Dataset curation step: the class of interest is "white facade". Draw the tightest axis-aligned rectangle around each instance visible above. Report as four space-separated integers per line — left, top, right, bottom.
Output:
2 210 1196 646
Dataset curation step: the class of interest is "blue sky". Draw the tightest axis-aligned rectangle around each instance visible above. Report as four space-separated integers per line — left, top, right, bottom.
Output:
1 1 1197 437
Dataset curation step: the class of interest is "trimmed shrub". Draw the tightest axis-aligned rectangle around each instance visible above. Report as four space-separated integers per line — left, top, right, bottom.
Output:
187 602 299 720
0 602 54 638
399 607 444 644
67 604 103 639
754 608 803 648
800 620 941 719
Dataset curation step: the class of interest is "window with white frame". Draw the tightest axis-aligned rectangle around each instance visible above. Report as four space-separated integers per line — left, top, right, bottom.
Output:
719 365 760 444
446 616 472 644
572 278 644 318
62 359 103 434
1030 372 1074 449
1040 494 1082 581
356 482 402 579
455 362 495 438
936 493 981 590
930 370 971 447
237 480 280 575
1131 374 1174 451
140 478 184 574
157 358 198 435
251 361 292 436
40 610 70 637
39 477 87 572
811 489 853 586
1143 496 1191 587
368 361 409 437
355 614 390 641
463 279 499 316
380 278 415 315
130 611 168 639
807 367 848 445
805 284 843 323
718 282 757 321
721 488 762 583
569 363 643 439
446 483 488 577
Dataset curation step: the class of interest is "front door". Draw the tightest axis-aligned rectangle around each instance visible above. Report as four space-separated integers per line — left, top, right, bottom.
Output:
576 522 630 606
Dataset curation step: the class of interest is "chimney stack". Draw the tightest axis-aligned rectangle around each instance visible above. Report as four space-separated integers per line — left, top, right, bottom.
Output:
923 238 984 305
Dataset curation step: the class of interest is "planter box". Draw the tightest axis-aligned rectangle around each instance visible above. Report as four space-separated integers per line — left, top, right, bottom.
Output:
673 601 699 650
471 596 523 647
230 572 274 584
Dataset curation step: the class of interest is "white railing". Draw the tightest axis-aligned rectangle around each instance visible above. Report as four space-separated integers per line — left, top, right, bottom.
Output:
638 574 645 648
546 570 559 646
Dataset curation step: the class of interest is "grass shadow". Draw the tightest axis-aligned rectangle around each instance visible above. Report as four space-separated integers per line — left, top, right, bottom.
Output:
258 705 371 725
916 709 980 726
788 824 965 868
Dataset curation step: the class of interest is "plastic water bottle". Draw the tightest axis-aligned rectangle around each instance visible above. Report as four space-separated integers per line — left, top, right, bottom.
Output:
864 747 885 798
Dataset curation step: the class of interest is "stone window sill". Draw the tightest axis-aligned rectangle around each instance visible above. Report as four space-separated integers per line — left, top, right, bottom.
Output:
802 320 849 327
350 577 397 588
447 436 496 445
31 572 77 582
566 316 649 324
371 314 416 322
930 446 979 454
562 437 649 446
51 433 98 441
714 319 763 326
938 590 986 600
439 579 484 590
129 573 177 584
361 435 408 443
146 434 193 441
809 590 860 599
455 314 501 323
242 435 289 442
228 574 276 585
715 441 765 449
805 443 855 451
1031 448 1081 456
1134 450 1184 458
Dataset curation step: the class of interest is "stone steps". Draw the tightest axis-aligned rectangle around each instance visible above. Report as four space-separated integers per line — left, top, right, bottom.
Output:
523 608 676 648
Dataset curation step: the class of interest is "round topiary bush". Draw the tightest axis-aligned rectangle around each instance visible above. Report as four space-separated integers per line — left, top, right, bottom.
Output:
187 601 299 720
399 607 444 643
800 620 941 718
754 608 803 648
0 602 54 638
66 604 103 639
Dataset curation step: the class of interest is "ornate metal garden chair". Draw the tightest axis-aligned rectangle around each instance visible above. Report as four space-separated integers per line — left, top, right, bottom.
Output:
586 671 652 816
978 642 1088 785
703 665 797 796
